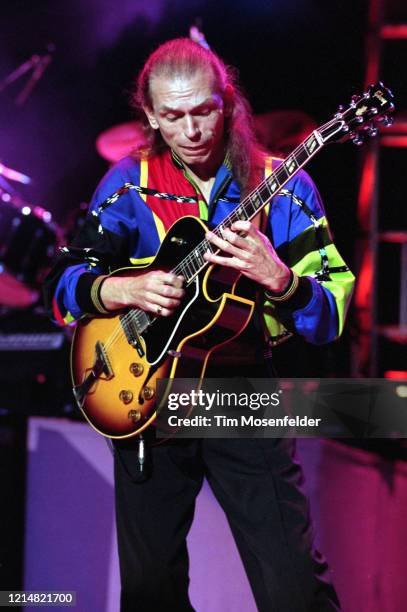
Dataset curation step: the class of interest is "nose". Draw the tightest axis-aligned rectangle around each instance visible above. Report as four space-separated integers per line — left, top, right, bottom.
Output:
184 115 200 140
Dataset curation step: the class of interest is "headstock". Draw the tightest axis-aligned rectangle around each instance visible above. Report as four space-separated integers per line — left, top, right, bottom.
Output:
318 82 395 146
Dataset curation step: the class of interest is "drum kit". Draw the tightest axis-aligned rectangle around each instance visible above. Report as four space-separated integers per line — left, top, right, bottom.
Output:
0 163 62 309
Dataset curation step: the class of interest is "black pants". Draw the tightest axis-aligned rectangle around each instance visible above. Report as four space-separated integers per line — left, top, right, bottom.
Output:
114 436 341 612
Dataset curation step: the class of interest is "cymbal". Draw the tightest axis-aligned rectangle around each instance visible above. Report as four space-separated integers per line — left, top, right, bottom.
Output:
253 110 317 156
0 161 31 184
96 121 147 163
95 111 317 163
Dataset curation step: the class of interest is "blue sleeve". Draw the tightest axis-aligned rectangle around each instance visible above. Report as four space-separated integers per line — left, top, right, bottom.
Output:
262 170 355 345
43 157 141 324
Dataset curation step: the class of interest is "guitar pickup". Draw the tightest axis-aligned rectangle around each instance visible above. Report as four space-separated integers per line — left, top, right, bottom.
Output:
131 335 145 358
73 340 113 408
120 314 145 357
95 340 114 378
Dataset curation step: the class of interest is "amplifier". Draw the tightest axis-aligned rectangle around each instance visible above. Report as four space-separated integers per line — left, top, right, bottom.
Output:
0 308 76 417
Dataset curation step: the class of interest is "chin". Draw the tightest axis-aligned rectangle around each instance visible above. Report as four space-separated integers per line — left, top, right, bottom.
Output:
179 152 209 165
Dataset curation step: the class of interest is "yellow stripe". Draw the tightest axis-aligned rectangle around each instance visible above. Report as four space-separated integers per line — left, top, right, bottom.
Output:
291 243 355 336
291 241 345 277
265 155 273 177
198 197 208 221
262 303 292 345
321 272 355 336
259 155 287 344
263 155 274 218
140 157 166 243
139 159 148 202
129 256 155 266
152 211 166 243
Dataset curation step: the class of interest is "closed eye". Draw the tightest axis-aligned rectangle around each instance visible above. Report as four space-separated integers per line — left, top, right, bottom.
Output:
196 108 211 116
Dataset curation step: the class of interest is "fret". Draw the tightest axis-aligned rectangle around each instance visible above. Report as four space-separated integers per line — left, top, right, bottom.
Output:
234 206 248 221
176 127 326 288
202 239 214 253
216 224 225 239
191 248 204 271
244 190 263 218
179 244 207 281
304 132 320 155
228 206 249 226
184 255 197 277
179 258 194 281
194 247 204 267
266 176 280 195
257 183 272 203
275 163 289 185
188 256 197 278
284 155 299 176
295 144 310 166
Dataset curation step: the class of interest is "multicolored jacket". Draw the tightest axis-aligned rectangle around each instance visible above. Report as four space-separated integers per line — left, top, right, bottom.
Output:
43 149 355 347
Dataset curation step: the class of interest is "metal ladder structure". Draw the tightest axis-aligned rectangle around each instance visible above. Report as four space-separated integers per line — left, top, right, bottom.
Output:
352 0 407 377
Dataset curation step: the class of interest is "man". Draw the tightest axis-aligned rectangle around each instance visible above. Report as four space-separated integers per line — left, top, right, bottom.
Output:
44 39 354 611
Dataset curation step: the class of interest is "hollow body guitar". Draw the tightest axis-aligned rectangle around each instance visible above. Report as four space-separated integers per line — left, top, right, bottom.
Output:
71 216 255 438
70 82 394 438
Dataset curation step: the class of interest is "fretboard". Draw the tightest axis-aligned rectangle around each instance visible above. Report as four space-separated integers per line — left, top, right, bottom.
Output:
126 129 325 335
172 129 324 284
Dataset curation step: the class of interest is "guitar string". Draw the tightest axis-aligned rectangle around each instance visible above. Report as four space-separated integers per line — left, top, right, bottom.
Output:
169 138 318 281
100 134 325 354
99 116 351 355
171 114 357 281
87 99 390 370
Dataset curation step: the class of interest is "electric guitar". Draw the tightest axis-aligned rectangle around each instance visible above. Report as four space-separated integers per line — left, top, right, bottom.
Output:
71 82 394 439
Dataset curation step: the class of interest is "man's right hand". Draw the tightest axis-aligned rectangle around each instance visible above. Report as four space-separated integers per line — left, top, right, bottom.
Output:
99 271 185 317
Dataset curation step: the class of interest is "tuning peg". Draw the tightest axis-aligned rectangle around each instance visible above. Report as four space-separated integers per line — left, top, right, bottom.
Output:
379 115 394 127
335 105 345 119
366 126 378 138
352 134 365 145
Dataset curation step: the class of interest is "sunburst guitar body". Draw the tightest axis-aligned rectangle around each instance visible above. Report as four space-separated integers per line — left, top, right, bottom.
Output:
71 216 255 439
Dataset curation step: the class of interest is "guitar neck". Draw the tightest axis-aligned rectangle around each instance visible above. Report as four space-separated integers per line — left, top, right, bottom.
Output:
118 81 395 334
172 129 325 285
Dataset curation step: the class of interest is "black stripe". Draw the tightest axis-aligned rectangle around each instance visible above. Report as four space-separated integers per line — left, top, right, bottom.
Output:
276 224 333 268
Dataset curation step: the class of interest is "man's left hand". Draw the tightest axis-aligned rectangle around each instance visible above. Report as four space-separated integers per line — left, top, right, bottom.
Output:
204 220 291 293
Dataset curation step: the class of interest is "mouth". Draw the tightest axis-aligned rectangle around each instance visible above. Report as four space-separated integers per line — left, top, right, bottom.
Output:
180 145 208 152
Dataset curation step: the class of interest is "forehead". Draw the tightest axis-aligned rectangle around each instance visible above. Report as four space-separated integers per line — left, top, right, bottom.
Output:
149 69 220 110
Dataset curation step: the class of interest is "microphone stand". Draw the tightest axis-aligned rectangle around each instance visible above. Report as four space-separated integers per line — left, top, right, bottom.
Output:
0 47 54 105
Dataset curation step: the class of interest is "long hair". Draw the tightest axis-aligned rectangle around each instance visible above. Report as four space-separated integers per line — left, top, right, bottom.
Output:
131 38 265 194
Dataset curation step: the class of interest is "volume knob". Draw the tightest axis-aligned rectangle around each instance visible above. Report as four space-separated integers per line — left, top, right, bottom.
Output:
130 362 144 377
142 386 155 400
119 390 133 404
128 409 141 422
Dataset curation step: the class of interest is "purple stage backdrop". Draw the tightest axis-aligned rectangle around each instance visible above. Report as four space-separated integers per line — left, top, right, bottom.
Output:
24 418 407 612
